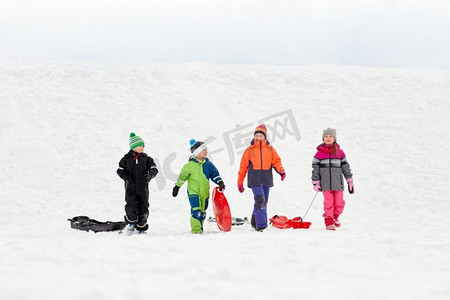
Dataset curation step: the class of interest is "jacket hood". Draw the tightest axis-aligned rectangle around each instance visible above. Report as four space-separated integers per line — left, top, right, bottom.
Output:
125 150 148 158
317 143 340 153
250 139 270 146
189 156 209 163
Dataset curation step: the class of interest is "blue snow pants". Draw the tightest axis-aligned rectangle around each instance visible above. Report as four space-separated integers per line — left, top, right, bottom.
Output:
251 185 270 230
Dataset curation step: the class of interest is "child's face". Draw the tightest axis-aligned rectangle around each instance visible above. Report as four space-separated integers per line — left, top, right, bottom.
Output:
323 135 335 145
254 133 266 141
133 146 144 153
196 148 208 160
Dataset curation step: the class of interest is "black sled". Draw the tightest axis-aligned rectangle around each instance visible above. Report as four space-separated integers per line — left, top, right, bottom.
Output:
68 216 126 233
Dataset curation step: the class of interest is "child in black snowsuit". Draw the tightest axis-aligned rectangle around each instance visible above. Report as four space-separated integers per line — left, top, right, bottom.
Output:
117 132 158 232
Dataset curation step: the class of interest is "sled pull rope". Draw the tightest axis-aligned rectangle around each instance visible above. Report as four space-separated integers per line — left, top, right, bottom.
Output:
302 192 319 221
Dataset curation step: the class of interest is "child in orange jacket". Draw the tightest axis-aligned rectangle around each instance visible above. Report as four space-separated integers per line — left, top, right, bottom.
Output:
237 125 286 231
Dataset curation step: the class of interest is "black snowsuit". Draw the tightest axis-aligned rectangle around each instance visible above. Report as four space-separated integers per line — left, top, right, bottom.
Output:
117 150 158 229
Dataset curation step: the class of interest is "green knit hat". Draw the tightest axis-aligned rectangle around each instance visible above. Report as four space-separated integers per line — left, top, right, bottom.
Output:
129 132 145 149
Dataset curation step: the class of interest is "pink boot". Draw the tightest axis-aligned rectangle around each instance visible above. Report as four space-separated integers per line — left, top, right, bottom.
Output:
324 216 335 230
326 224 336 230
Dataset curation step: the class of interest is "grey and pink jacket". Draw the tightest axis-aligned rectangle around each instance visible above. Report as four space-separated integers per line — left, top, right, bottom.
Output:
311 143 353 191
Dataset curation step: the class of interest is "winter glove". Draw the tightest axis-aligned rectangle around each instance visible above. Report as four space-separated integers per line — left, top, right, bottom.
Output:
123 175 132 185
218 181 225 191
279 171 286 181
143 174 152 184
238 184 245 193
312 180 322 192
346 178 354 194
172 186 180 197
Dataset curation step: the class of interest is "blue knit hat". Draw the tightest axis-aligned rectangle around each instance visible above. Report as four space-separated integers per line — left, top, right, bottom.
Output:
129 132 145 149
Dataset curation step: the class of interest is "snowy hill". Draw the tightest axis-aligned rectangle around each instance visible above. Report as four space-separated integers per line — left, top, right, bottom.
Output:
1 60 450 299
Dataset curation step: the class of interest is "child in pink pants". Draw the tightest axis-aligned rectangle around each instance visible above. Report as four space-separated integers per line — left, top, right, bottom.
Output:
311 128 354 230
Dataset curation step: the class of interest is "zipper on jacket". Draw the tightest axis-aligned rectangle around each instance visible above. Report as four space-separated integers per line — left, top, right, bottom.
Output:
260 141 263 183
198 160 202 199
134 153 140 164
329 153 332 190
260 142 263 169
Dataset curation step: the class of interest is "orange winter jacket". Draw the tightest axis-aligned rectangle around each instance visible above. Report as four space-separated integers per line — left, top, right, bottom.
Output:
238 140 284 187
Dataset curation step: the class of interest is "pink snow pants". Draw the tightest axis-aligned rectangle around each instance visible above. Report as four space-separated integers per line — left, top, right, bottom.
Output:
323 190 345 219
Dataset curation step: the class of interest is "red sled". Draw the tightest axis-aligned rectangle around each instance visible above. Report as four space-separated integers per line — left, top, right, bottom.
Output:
269 215 312 229
290 217 312 229
269 215 292 229
211 187 232 232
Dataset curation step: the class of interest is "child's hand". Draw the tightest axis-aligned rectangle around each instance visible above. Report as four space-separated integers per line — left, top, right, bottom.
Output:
312 180 321 192
172 186 180 197
238 184 245 193
219 181 225 191
143 174 151 184
346 178 354 194
279 171 286 181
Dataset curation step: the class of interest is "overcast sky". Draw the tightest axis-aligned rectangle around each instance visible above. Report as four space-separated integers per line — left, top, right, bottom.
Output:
1 0 449 68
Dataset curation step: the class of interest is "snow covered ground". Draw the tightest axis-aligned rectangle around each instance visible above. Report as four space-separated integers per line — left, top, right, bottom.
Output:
1 60 449 299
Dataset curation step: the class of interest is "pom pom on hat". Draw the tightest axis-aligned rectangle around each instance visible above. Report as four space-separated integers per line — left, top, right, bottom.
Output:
129 132 145 149
189 139 197 148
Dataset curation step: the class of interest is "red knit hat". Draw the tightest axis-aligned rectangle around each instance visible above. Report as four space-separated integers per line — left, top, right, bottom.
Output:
254 124 267 139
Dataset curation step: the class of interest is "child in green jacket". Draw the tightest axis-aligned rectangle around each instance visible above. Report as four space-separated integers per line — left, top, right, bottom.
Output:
172 139 225 234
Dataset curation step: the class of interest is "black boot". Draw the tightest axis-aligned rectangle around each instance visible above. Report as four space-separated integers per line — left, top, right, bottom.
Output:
136 213 149 232
135 223 149 232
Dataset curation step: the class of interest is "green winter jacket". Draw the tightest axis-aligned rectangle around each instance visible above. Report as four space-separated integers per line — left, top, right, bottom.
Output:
175 156 223 200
